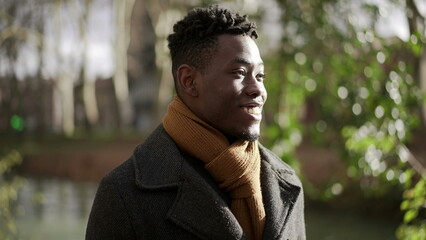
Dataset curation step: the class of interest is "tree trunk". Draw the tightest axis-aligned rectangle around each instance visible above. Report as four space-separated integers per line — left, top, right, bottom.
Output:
80 0 99 126
58 76 75 136
113 0 135 128
420 49 426 127
145 1 183 121
406 0 426 127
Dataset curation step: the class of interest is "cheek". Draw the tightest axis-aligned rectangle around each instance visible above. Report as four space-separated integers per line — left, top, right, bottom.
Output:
263 87 268 101
210 84 237 98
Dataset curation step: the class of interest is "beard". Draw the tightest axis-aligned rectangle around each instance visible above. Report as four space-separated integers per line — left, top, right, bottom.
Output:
220 124 261 143
233 130 260 142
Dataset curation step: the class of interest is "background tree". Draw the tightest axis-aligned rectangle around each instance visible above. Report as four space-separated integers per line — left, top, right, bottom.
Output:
112 0 135 128
1 0 425 238
262 0 425 238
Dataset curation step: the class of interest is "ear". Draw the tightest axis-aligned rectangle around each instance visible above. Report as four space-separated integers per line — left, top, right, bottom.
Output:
176 64 199 97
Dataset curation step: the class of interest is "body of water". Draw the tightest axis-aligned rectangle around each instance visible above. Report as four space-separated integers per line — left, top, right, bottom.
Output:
6 176 399 240
14 177 97 240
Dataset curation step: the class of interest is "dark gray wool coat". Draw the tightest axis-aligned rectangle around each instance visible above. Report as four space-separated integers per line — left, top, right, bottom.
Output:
86 125 306 240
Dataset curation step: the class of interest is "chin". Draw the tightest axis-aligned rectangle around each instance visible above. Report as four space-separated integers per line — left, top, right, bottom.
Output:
236 127 260 141
236 125 260 141
240 132 260 142
223 125 260 142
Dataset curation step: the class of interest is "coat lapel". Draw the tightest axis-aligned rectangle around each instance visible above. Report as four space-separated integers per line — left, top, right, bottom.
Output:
133 125 245 240
168 160 246 240
259 145 302 240
132 125 302 240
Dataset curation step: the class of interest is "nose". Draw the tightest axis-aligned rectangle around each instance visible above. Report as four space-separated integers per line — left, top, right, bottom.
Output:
244 76 267 100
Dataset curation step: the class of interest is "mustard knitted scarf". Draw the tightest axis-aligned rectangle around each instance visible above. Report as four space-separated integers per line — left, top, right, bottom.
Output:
163 96 265 240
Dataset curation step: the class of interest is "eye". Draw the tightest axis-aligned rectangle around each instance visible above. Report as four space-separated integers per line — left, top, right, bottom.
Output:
232 69 246 78
256 73 266 82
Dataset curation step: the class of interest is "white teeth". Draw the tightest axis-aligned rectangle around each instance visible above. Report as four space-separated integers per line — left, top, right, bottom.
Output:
243 107 261 114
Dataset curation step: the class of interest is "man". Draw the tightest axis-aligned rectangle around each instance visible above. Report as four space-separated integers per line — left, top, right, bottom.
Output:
86 5 305 240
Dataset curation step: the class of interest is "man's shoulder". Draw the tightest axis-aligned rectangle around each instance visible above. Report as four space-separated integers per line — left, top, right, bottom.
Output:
258 143 303 187
135 124 173 150
132 124 181 163
100 124 177 186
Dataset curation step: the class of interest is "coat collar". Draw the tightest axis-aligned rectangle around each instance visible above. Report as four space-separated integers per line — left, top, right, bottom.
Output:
132 124 301 240
259 145 302 239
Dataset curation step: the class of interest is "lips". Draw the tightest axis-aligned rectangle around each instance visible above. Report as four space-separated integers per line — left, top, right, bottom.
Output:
241 101 263 118
242 106 262 114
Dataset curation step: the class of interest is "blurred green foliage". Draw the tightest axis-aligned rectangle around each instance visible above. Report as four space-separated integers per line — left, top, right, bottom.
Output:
397 179 426 240
262 0 425 239
1 0 425 238
0 151 25 240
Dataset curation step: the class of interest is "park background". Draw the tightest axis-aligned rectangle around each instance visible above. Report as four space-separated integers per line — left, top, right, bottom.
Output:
1 0 425 239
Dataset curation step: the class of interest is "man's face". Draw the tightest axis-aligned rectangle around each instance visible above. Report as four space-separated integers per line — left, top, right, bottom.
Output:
192 34 267 141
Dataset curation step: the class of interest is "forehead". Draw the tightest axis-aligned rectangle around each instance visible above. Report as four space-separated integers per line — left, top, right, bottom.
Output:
213 34 263 66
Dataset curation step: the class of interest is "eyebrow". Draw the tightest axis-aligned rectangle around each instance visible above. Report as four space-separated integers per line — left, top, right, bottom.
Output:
233 57 264 67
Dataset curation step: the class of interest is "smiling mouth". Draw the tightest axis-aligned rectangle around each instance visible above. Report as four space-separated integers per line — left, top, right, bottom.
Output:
242 106 262 115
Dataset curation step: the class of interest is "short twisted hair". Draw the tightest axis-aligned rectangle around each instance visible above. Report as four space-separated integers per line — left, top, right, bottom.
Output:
167 5 258 80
